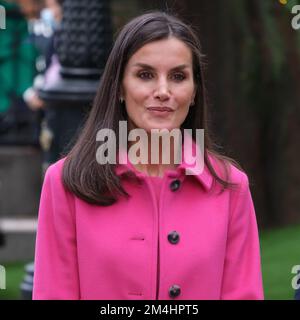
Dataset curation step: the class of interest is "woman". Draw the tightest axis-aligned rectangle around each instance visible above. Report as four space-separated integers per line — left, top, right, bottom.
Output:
32 11 264 300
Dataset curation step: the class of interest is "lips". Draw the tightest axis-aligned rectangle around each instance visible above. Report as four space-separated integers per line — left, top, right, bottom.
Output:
147 106 174 112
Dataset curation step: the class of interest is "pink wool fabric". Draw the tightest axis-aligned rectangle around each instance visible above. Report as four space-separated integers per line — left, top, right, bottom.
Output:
33 143 264 300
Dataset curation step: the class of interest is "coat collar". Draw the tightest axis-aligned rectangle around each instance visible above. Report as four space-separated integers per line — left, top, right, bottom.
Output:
114 132 213 192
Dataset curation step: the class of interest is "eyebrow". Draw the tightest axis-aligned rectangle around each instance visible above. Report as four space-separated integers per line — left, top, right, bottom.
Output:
132 63 191 71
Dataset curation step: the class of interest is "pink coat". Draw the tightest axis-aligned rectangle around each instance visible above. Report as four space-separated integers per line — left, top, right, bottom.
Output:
33 149 264 300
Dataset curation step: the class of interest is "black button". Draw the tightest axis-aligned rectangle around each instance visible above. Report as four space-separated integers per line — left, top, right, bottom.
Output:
169 285 181 298
170 179 181 191
168 231 180 244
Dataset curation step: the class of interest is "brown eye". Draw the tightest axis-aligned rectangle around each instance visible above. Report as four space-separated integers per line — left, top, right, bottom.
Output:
138 71 153 80
172 73 186 81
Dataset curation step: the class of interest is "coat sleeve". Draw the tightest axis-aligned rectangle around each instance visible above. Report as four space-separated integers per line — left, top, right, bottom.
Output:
220 172 264 300
32 162 80 299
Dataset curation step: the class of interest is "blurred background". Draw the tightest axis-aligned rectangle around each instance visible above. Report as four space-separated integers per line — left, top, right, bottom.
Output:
0 0 300 300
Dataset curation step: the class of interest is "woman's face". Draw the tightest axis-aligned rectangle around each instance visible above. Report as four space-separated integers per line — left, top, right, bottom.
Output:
121 37 196 132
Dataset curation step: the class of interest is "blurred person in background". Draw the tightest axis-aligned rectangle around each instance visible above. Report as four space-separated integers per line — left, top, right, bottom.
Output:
22 0 63 112
0 0 43 246
22 0 63 174
0 0 41 144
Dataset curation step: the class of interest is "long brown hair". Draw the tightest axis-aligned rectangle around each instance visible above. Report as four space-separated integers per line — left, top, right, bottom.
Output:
62 11 242 206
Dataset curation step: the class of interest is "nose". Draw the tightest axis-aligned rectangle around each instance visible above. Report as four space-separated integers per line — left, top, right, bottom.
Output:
154 77 170 101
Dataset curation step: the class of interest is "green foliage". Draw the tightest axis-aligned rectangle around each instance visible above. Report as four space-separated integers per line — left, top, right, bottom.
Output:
261 224 300 300
282 0 300 11
0 261 28 300
231 0 299 116
261 1 285 79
